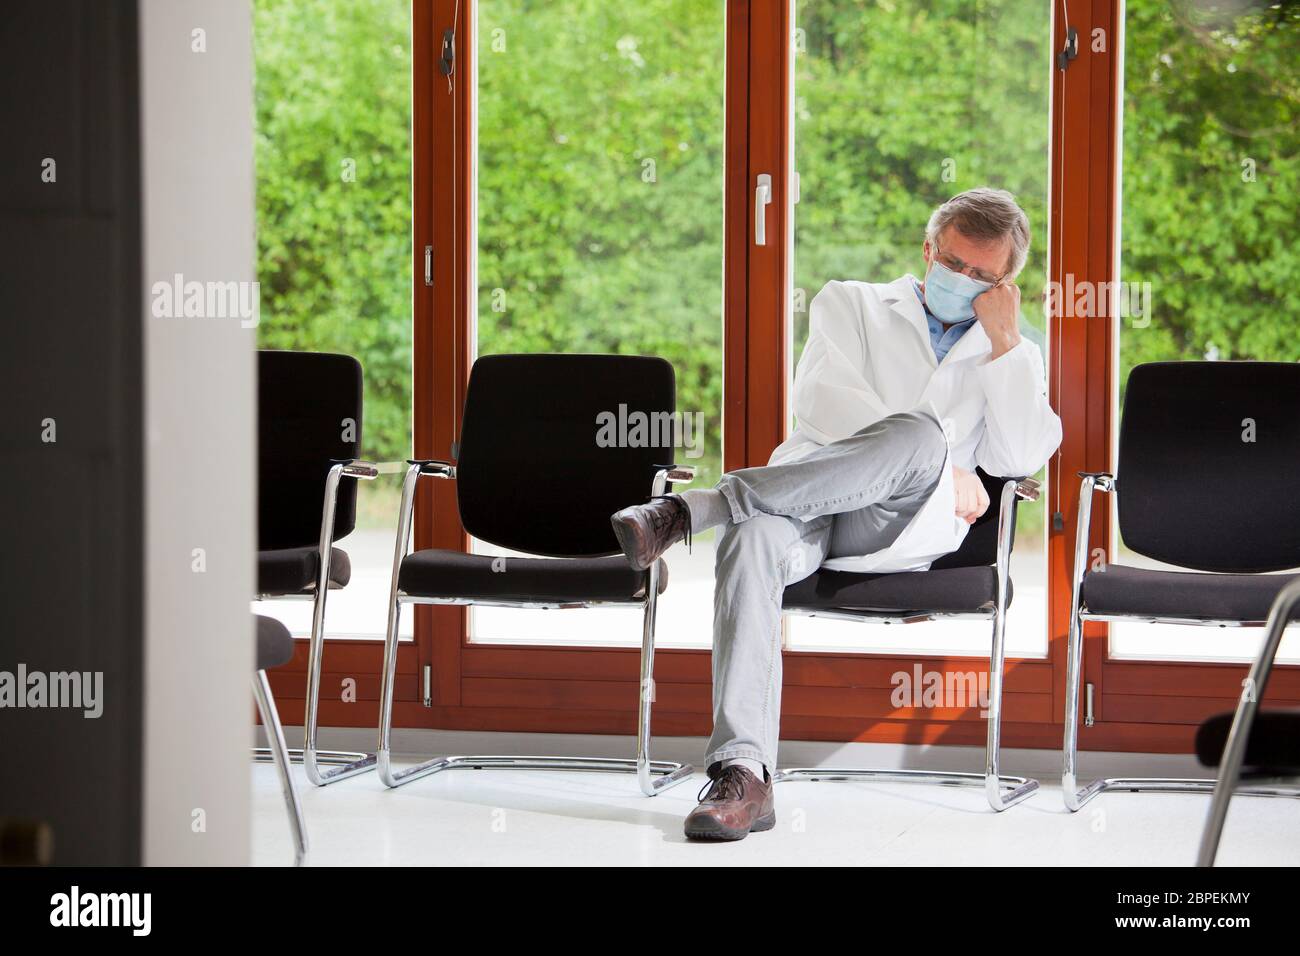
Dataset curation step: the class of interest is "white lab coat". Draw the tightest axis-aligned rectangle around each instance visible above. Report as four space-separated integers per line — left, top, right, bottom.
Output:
770 276 1062 573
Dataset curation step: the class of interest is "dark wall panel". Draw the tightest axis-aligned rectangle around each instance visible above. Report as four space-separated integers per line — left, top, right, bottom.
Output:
0 0 143 865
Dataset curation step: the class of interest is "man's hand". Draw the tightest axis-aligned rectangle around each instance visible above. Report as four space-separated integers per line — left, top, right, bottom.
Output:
973 281 1022 360
952 465 990 525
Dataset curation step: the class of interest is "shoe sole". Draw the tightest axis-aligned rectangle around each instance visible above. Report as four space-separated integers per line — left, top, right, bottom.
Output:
684 810 776 842
610 515 651 571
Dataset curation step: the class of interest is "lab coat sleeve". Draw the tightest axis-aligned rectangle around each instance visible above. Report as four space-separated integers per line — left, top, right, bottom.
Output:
792 282 895 445
974 337 1062 478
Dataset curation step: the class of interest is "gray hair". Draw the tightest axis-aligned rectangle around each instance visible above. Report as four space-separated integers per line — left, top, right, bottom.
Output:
925 188 1030 278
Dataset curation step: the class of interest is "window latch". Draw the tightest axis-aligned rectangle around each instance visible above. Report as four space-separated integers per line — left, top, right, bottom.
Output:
439 28 455 77
1056 27 1078 71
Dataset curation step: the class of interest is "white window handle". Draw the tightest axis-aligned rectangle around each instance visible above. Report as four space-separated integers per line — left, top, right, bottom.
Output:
754 173 772 246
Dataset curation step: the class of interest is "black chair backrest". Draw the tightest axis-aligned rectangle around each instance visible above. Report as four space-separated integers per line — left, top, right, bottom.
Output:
928 469 1016 570
258 350 362 551
1117 361 1300 573
456 353 675 557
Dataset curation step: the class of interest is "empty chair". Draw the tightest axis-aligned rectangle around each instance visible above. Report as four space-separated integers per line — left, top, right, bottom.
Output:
777 469 1043 811
255 350 391 785
253 614 308 866
1063 362 1300 810
375 353 694 794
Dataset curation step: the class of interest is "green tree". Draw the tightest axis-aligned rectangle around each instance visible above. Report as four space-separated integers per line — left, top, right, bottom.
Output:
253 0 414 463
252 0 1298 498
1120 0 1299 389
794 0 1052 358
475 0 727 484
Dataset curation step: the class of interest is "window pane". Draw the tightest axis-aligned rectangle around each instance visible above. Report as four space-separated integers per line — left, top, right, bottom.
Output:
1111 0 1300 663
785 0 1053 657
469 0 726 647
251 0 414 639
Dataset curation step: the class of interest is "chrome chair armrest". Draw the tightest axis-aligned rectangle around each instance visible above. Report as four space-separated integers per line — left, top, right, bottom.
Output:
650 463 696 496
1068 471 1114 611
407 458 457 479
387 460 457 573
1078 470 1115 493
1061 469 1117 807
332 458 409 480
1014 476 1042 501
1071 471 1115 579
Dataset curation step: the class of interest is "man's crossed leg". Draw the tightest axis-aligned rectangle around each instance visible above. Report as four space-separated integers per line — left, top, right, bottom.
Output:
611 410 950 840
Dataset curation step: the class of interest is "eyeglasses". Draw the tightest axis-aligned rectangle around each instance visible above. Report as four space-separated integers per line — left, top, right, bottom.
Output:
933 245 1005 286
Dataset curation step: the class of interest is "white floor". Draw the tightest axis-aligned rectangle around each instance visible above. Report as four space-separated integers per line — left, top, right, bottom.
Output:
251 730 1299 866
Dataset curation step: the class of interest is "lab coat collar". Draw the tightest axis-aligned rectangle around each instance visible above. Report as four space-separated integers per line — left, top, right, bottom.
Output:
883 274 992 367
881 275 927 327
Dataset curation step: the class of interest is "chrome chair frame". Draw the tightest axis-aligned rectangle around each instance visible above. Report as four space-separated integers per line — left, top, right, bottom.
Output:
253 666 308 866
775 477 1041 812
253 459 403 786
375 461 695 796
1197 578 1300 866
1063 473 1300 811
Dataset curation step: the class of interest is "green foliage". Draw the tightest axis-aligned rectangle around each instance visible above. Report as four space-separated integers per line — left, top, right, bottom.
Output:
1120 0 1299 389
794 0 1052 353
475 0 727 484
253 0 414 462
252 0 1297 511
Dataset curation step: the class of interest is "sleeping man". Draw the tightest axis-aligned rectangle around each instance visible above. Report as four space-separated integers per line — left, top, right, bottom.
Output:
612 187 1062 841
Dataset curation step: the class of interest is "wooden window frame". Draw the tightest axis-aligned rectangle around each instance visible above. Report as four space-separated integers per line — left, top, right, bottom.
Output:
271 0 1299 758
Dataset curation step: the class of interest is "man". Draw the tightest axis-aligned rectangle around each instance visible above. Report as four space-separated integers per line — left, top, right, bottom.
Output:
612 187 1062 841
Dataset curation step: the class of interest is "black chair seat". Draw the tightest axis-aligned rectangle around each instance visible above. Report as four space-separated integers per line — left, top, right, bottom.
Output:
256 615 294 671
257 547 352 596
1083 565 1300 623
398 550 668 604
783 565 1009 616
1196 709 1300 772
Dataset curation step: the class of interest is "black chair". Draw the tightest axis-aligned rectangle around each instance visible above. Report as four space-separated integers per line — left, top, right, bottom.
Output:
255 350 391 786
1197 579 1300 865
375 353 695 794
1063 362 1300 811
775 469 1043 811
254 614 308 865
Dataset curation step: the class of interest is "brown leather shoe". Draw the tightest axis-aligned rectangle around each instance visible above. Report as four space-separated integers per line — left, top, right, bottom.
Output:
610 495 691 571
684 765 775 841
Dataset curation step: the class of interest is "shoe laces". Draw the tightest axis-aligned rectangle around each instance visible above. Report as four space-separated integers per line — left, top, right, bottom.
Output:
698 765 750 803
649 494 691 554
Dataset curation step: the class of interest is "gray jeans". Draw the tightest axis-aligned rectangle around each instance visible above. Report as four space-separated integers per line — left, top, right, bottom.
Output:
705 410 949 774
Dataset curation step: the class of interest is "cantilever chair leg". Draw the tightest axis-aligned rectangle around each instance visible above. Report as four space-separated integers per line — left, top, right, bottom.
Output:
254 669 308 866
633 558 695 794
1061 579 1300 808
254 463 377 784
1062 476 1300 811
299 463 376 784
375 463 693 794
982 540 1040 811
1197 580 1300 866
777 479 1039 811
775 603 1038 810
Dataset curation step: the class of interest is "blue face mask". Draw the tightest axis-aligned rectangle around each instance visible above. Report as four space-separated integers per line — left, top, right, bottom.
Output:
924 258 993 323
